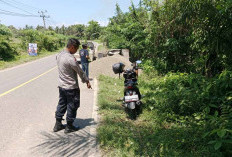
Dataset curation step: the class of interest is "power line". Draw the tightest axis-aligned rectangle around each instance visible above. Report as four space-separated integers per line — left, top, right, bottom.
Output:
0 0 52 28
0 0 37 16
47 18 57 24
0 8 39 17
46 20 56 27
0 8 38 16
0 8 19 14
47 19 56 25
50 17 57 23
7 0 41 11
0 11 39 17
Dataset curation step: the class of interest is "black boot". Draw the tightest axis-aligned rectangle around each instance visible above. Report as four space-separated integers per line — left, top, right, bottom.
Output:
64 121 79 134
53 119 65 132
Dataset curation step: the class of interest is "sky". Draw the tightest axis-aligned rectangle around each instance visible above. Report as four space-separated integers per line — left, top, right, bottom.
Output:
0 0 140 28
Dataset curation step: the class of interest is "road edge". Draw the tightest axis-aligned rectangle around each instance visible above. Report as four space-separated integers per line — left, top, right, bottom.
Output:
89 78 101 157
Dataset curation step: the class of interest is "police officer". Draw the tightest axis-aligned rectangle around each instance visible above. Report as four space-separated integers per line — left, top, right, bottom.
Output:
53 38 91 133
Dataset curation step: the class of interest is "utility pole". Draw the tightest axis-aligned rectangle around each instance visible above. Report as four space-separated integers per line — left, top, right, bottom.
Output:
38 10 50 29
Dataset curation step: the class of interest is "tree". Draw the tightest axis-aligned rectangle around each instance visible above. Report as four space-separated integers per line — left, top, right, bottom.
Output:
36 25 44 31
74 24 85 38
48 26 54 31
0 24 12 36
85 20 101 40
24 25 33 30
55 26 60 34
102 0 232 76
65 24 85 38
61 25 66 35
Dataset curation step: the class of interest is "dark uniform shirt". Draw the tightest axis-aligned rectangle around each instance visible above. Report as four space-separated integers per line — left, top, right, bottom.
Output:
79 49 89 63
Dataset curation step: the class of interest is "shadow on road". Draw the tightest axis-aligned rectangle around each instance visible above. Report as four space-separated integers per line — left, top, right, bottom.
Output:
73 118 96 129
32 118 97 157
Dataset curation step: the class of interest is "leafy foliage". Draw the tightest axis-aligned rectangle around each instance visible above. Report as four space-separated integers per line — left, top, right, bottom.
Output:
97 75 220 156
19 29 67 52
100 2 232 154
0 25 17 61
0 37 17 61
85 20 102 40
139 69 232 155
0 24 67 63
0 24 12 36
140 73 206 116
102 0 232 76
54 24 86 38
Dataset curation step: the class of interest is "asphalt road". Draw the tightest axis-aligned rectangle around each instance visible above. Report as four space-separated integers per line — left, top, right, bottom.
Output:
0 53 99 156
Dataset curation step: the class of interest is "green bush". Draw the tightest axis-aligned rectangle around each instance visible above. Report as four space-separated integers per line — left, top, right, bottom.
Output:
103 0 232 76
140 72 207 116
0 38 17 61
42 35 58 51
19 29 66 53
97 75 220 156
19 29 41 50
0 24 12 36
139 71 232 155
203 71 232 155
0 25 67 64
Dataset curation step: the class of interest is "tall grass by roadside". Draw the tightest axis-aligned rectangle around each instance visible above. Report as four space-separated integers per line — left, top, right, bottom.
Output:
97 75 220 156
0 48 64 70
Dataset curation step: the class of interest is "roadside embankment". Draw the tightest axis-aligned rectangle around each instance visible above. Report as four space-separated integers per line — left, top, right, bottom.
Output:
89 54 131 78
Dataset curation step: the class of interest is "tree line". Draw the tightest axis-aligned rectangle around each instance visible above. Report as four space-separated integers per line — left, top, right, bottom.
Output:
22 20 102 40
101 0 232 78
0 20 103 61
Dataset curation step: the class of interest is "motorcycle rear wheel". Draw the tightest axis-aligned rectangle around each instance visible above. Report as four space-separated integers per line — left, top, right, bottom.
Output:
126 108 137 120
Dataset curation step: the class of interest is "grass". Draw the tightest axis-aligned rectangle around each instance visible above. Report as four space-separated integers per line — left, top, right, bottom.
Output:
97 75 218 157
97 45 108 52
0 48 64 70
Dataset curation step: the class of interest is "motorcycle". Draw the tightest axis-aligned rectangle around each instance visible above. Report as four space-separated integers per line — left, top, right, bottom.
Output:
113 61 142 120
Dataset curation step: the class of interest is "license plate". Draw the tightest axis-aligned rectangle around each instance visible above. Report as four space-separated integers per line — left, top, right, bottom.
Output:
125 95 139 102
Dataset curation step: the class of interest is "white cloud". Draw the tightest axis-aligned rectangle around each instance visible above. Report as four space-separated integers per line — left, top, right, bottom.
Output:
97 20 109 26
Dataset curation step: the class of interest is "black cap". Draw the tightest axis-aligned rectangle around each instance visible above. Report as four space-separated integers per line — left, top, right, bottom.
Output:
82 44 87 48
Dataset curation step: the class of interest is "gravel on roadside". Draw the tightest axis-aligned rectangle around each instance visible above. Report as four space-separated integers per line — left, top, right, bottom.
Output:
89 54 132 78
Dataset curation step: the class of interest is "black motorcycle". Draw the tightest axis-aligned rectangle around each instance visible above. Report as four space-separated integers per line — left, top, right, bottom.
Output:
113 61 142 120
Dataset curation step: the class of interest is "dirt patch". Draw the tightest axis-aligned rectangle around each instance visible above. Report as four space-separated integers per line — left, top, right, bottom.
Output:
89 54 131 78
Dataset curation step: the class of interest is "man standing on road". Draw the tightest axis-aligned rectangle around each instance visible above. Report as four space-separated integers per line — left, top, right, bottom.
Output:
53 38 92 134
79 44 90 78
